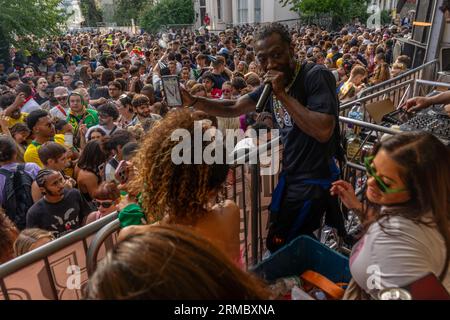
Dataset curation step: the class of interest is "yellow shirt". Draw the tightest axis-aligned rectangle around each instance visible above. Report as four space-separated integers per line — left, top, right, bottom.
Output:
24 135 65 168
8 113 28 128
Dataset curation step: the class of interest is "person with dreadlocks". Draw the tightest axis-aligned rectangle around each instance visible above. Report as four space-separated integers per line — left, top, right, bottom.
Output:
119 109 241 264
26 169 93 238
66 92 99 149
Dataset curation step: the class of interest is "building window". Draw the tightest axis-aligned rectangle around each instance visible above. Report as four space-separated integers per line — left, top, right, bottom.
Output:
254 0 261 23
238 0 248 23
218 0 222 20
200 0 206 26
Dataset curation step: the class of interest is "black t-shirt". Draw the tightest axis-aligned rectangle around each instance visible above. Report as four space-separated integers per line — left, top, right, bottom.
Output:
26 189 93 238
211 73 227 90
249 64 339 181
34 94 48 106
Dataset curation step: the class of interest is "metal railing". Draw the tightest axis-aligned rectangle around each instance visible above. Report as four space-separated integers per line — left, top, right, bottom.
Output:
0 213 118 300
341 59 440 115
84 135 282 275
86 219 121 276
2 75 446 299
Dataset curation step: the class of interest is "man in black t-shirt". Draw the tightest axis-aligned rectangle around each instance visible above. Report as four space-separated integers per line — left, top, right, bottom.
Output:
181 23 345 252
26 170 93 238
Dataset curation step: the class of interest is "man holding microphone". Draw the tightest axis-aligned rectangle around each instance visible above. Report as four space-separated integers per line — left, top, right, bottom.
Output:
181 23 346 253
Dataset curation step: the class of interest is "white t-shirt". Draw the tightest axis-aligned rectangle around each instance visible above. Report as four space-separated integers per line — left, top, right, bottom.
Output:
22 98 41 113
350 211 450 298
49 105 70 120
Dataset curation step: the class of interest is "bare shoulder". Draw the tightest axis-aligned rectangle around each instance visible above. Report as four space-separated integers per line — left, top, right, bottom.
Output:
213 200 240 222
117 224 152 242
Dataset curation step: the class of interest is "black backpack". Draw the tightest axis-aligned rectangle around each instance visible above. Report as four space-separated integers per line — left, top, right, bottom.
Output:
0 164 34 230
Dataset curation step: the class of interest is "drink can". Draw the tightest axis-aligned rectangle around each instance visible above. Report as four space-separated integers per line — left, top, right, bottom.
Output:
378 288 412 300
361 143 374 160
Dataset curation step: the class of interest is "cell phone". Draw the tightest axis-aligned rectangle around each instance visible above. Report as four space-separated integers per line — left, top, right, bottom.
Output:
115 160 129 184
161 75 183 107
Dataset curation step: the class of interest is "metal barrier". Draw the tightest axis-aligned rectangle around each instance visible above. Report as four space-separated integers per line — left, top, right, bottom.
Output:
84 135 282 275
2 75 445 298
0 213 118 300
340 78 450 126
86 219 121 276
340 59 440 115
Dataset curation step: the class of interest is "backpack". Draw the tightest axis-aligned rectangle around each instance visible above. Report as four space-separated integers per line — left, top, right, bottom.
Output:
0 164 34 230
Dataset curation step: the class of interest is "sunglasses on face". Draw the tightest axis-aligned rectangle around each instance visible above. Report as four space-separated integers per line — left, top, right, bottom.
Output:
56 96 68 101
364 156 407 194
93 200 115 208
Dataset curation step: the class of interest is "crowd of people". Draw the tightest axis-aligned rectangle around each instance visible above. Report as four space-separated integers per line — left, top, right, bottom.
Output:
0 2 450 300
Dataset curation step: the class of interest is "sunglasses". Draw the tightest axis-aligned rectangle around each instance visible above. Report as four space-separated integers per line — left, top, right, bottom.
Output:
364 156 407 194
93 200 115 208
56 96 68 101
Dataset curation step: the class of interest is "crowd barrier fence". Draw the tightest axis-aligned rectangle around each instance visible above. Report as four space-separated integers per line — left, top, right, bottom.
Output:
1 77 447 300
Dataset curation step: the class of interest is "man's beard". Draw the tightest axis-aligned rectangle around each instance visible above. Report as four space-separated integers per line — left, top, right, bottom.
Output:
45 188 64 197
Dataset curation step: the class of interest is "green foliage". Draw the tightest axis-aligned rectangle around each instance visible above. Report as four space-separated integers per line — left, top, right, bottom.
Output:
0 0 68 45
140 0 195 34
280 0 370 29
80 0 103 27
380 10 393 26
114 0 154 26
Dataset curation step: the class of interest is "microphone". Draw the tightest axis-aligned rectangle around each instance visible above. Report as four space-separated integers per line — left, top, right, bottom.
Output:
256 84 272 113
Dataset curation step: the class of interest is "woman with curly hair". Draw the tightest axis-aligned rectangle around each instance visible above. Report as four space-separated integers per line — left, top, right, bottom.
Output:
0 210 19 264
87 226 268 300
120 109 241 263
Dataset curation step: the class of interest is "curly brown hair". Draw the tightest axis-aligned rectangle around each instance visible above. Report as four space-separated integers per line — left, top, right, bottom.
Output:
130 109 229 225
0 210 19 264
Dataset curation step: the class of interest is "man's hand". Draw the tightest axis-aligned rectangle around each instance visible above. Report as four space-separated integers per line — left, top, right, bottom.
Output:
97 97 107 105
401 96 431 113
13 93 26 107
263 70 286 97
79 124 87 136
180 86 196 107
0 113 9 129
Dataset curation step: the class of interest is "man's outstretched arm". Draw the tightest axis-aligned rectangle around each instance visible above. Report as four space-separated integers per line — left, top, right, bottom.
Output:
181 88 257 118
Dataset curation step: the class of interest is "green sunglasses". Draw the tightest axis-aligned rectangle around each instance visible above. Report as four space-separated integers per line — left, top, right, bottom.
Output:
364 156 407 194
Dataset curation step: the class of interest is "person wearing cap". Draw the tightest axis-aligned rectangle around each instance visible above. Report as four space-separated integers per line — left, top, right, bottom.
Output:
50 87 70 120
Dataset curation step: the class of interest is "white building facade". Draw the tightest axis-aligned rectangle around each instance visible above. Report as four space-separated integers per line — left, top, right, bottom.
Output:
61 0 85 29
194 0 299 30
